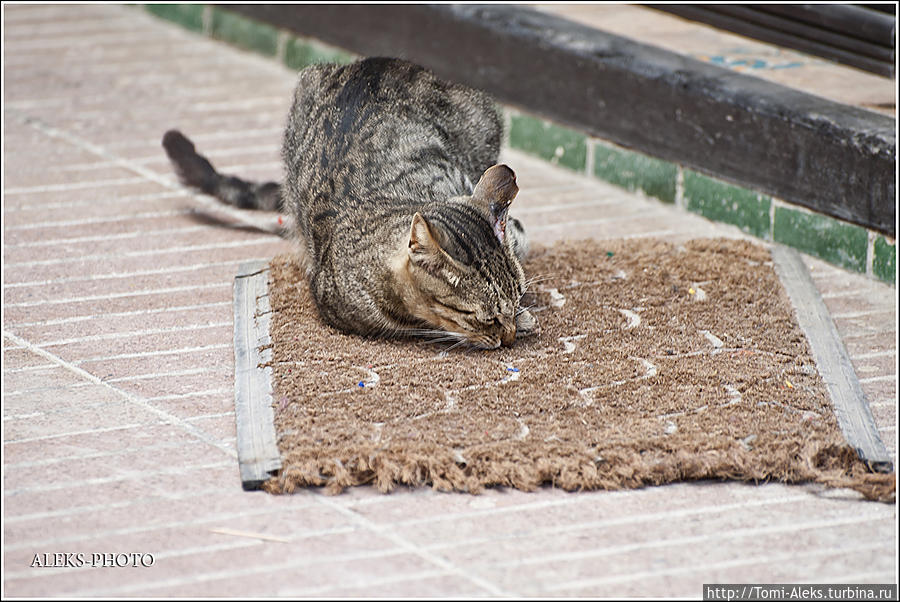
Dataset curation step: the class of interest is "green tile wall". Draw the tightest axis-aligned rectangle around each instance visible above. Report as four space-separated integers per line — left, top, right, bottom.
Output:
144 6 895 285
210 8 278 57
145 4 204 32
284 37 356 71
873 236 896 284
593 142 677 203
774 207 869 273
683 170 771 238
508 114 586 172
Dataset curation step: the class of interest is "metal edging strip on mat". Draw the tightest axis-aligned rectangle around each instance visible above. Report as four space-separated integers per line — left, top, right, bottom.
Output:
233 260 281 490
771 244 894 473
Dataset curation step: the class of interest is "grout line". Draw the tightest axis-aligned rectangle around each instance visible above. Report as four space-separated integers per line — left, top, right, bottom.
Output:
4 461 235 495
859 375 897 384
405 491 811 531
143 388 233 402
2 330 237 459
54 142 280 172
34 322 233 348
3 485 241 524
186 411 235 422
3 190 183 212
202 4 213 35
73 343 232 365
514 197 631 215
852 350 896 361
279 570 457 598
9 301 231 328
544 542 893 593
2 31 190 51
488 513 894 569
2 363 59 374
528 212 674 232
275 30 288 63
4 381 94 397
831 309 896 320
5 399 149 422
821 290 870 300
74 547 439 597
311 495 515 596
4 282 230 309
5 208 189 231
3 437 224 471
1 506 292 552
13 112 284 235
866 230 876 278
868 400 896 409
583 135 595 177
105 367 218 383
6 238 279 268
4 258 270 289
3 176 146 194
3 422 153 445
115 126 284 150
674 165 685 210
4 224 211 248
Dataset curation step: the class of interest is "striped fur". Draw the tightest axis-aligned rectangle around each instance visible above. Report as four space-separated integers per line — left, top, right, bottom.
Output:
165 57 537 348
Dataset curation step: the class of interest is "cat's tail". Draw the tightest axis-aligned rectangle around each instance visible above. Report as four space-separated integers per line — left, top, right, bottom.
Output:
162 129 282 211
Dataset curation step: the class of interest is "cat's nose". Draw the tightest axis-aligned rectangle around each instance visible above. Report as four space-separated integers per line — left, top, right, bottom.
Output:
501 325 516 346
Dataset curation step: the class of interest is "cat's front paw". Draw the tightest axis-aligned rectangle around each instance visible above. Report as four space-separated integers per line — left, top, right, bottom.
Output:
515 308 540 338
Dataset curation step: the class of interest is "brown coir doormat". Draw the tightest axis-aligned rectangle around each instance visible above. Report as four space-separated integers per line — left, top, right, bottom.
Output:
262 237 894 501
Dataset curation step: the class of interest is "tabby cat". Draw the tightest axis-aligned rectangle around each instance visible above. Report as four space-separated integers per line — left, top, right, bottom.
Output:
163 57 538 349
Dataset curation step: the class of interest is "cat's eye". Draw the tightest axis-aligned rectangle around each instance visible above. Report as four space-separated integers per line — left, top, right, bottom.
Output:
438 300 474 316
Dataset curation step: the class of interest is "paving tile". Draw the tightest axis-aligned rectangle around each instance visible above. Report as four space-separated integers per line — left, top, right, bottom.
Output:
488 522 894 596
1 421 218 469
860 378 897 410
833 310 896 339
822 291 897 317
329 574 494 598
10 304 233 347
4 437 233 499
850 353 896 381
109 551 439 598
76 345 233 383
4 464 239 519
2 394 162 444
146 392 235 422
3 4 896 598
2 240 289 290
683 169 772 238
0 347 54 371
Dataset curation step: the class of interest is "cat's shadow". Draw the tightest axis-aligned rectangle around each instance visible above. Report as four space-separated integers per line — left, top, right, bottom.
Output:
182 206 289 237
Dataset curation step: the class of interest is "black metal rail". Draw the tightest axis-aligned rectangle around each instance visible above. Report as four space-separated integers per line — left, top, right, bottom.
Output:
218 4 896 237
648 4 896 78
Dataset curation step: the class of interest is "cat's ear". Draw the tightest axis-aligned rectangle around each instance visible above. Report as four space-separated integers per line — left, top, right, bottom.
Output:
472 164 518 243
407 213 460 284
408 212 441 258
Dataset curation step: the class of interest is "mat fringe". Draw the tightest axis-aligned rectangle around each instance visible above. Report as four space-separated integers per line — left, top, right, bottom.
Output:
262 439 895 503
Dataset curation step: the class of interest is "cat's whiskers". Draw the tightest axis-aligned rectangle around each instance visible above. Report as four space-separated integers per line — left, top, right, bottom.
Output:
523 273 555 291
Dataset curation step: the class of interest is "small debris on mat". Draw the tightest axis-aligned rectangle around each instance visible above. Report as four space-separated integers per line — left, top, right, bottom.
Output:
263 237 895 502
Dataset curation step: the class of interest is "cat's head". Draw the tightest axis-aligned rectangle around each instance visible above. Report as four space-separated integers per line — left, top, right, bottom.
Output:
396 165 539 349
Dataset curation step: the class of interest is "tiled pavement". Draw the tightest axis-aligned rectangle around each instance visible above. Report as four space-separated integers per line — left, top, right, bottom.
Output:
2 4 897 598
